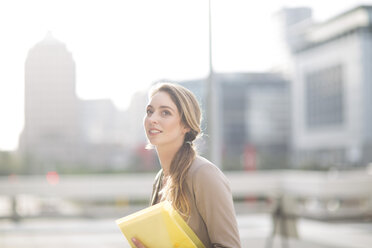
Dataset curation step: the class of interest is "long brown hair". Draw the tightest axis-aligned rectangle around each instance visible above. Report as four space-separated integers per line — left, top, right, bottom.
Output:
149 83 201 217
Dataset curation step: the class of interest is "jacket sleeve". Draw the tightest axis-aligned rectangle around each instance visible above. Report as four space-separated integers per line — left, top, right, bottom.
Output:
193 164 241 248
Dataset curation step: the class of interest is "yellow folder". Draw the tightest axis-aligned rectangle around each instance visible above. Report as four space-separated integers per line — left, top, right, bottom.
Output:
116 201 206 248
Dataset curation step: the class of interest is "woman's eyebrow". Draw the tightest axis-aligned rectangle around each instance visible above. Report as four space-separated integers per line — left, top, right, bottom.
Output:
147 104 175 112
159 105 175 112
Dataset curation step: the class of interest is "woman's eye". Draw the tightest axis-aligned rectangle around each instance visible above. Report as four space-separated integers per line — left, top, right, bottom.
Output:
161 110 171 116
146 109 153 115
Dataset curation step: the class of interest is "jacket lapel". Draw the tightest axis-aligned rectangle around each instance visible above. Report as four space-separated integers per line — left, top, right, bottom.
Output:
150 169 163 206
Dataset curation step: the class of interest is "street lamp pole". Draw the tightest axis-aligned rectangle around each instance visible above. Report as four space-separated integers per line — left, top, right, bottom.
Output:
207 0 221 167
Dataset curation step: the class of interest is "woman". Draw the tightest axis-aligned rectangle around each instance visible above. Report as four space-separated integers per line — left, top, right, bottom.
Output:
132 83 241 248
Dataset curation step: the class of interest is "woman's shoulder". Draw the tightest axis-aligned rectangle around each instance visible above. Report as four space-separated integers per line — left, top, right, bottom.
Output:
188 155 213 173
188 155 227 181
187 156 232 199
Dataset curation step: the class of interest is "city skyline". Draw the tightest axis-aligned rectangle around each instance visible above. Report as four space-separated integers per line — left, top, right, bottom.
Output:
0 0 366 151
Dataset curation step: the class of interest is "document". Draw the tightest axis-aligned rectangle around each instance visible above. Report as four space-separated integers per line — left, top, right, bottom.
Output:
116 201 205 248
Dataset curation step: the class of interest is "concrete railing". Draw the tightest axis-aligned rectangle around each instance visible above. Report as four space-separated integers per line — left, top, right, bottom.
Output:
1 170 372 220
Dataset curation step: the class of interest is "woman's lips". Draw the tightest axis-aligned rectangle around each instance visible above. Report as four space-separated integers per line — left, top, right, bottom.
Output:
148 128 162 135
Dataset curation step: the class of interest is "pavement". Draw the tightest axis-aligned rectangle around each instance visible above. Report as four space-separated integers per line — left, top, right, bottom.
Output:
0 214 371 248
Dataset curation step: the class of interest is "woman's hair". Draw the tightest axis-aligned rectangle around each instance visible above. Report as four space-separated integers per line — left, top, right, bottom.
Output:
149 82 202 217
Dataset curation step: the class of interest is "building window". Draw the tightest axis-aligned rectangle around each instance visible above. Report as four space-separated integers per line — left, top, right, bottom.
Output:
305 65 344 128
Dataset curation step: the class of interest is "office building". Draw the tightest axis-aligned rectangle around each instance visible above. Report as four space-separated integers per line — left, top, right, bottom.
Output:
281 6 372 168
181 73 291 170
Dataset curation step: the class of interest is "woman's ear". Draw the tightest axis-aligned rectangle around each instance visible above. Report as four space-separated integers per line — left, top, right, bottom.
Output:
183 126 191 134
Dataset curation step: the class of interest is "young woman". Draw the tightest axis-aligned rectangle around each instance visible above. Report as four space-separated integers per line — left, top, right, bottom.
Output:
132 83 241 248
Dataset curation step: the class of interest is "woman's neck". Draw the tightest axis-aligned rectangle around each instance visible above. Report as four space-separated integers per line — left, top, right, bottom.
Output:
156 143 182 176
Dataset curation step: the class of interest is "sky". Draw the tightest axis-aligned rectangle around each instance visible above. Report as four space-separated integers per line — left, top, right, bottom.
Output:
0 0 368 151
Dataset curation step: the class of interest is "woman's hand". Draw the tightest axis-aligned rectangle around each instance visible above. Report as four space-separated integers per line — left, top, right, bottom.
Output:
131 237 147 248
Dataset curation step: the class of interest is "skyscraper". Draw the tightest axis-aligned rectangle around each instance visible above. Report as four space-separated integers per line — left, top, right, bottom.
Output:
19 32 79 166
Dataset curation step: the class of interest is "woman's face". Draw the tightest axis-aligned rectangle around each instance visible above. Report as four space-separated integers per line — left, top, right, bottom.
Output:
144 91 189 149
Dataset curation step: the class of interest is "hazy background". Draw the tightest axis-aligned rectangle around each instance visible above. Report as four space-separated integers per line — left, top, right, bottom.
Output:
1 1 372 247
0 0 365 151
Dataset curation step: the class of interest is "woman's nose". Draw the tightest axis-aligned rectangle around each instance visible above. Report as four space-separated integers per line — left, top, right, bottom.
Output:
148 113 159 124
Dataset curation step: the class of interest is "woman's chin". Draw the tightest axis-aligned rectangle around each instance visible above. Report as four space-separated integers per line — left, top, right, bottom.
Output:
147 139 159 146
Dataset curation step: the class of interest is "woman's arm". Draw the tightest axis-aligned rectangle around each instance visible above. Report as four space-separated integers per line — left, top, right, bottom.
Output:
193 163 242 248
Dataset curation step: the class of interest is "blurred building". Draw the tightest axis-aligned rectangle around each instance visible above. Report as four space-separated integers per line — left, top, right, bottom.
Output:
122 90 158 171
281 6 372 168
218 73 290 170
19 32 80 165
78 99 129 169
122 91 148 147
18 33 292 172
79 99 124 145
181 73 291 170
19 33 129 172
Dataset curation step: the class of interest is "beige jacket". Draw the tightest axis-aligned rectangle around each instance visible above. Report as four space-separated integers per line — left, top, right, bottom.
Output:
150 156 241 248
